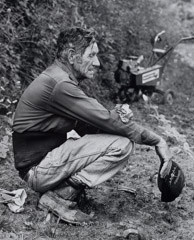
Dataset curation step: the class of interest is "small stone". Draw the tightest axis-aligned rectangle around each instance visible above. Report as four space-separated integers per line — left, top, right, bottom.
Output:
123 228 138 238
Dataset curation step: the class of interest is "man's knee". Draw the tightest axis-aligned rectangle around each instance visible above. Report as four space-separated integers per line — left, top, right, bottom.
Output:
115 136 134 157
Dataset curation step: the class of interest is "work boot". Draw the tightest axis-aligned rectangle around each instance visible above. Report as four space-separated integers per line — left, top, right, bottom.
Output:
54 177 87 205
53 181 82 202
38 191 92 225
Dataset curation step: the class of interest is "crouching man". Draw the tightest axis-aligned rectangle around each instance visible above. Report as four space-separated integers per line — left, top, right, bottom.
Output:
12 27 171 224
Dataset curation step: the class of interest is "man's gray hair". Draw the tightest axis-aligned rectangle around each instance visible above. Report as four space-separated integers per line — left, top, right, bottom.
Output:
56 27 96 59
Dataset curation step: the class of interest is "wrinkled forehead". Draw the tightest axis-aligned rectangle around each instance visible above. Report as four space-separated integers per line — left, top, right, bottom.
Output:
83 42 99 56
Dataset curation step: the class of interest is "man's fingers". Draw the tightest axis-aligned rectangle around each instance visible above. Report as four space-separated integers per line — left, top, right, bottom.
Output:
160 160 172 178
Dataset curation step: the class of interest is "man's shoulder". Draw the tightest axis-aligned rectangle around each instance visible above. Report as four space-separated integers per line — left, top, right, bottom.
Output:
43 64 70 84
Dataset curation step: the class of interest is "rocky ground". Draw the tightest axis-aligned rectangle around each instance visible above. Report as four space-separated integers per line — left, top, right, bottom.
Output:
0 45 194 240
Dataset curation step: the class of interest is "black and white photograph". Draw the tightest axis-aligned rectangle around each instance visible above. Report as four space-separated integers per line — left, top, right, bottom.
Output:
0 0 194 239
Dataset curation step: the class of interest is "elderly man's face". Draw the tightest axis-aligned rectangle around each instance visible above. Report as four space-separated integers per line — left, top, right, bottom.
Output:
73 42 100 79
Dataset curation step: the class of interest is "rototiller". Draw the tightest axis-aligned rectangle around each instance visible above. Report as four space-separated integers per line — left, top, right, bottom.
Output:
115 30 194 105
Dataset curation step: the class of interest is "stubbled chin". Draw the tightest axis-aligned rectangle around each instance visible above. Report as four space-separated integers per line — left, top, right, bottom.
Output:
86 71 94 79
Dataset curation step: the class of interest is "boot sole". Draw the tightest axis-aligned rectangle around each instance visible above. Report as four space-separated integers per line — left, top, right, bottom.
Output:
38 201 81 225
38 191 91 225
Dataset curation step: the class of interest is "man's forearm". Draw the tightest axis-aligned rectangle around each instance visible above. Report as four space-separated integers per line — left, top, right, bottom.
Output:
140 128 162 146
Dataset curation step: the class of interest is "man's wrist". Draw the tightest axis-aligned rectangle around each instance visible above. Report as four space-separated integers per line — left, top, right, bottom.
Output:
156 137 166 147
141 130 162 146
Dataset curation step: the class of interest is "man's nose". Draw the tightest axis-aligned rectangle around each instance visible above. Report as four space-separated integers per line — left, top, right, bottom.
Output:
93 56 100 67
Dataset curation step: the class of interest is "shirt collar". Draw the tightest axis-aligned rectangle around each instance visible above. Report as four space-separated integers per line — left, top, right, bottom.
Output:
54 59 78 84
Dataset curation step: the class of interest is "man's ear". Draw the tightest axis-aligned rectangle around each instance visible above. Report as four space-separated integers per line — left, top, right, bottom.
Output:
67 49 75 64
68 49 83 64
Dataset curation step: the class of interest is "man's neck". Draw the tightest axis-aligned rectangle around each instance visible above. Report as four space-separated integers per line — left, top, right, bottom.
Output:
55 59 84 83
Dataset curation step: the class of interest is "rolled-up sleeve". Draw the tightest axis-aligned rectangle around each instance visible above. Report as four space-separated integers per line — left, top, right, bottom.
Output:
48 80 161 146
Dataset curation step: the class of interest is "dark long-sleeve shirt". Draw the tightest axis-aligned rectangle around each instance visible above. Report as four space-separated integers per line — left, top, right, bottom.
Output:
12 60 161 177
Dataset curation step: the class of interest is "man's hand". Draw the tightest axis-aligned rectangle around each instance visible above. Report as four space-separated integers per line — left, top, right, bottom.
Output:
155 138 172 178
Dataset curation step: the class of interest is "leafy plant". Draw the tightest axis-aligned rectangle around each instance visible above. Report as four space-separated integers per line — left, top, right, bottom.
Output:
0 0 183 107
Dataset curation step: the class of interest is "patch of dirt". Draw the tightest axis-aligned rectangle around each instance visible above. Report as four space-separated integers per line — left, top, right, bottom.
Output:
0 46 194 240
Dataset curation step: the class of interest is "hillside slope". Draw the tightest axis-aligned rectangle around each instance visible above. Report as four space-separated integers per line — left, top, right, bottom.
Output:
1 1 194 239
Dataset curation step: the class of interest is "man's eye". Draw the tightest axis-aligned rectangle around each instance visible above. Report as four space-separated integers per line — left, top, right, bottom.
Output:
89 53 95 58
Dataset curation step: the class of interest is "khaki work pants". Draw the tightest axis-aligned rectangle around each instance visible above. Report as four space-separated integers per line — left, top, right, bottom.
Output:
26 134 134 193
